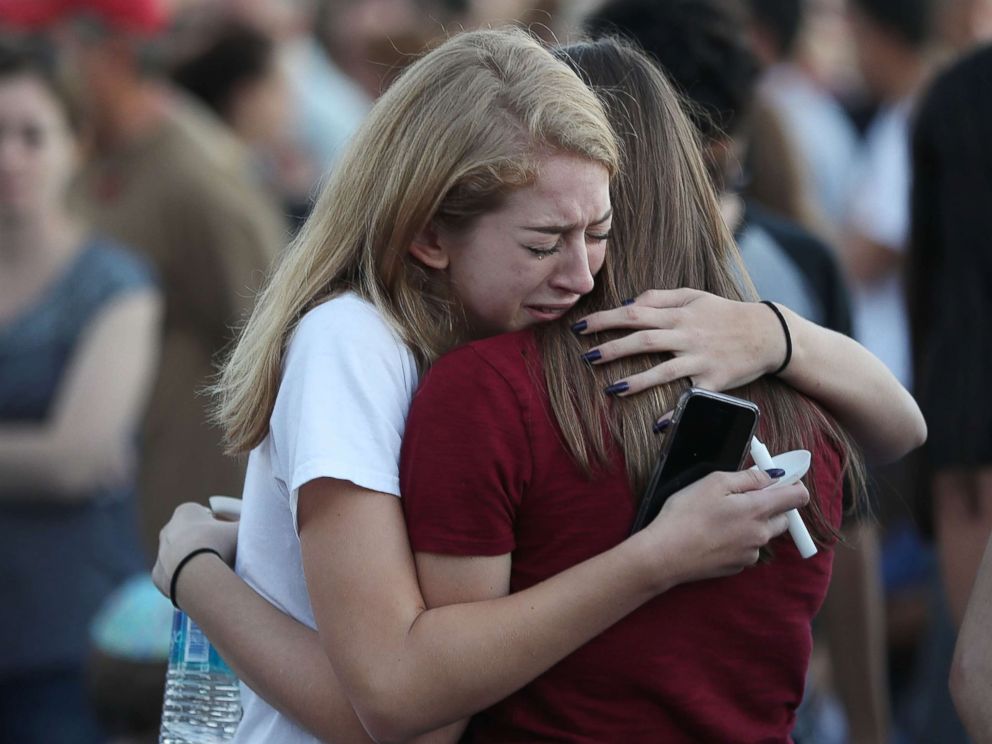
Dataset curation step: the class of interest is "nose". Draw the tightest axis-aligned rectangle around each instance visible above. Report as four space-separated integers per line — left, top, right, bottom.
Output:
550 238 597 296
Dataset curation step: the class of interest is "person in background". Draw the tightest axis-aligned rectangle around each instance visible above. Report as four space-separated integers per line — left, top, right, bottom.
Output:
741 95 827 238
51 0 286 552
952 535 992 742
172 20 310 228
843 0 933 389
843 3 972 742
746 0 859 234
0 40 161 743
219 0 372 193
585 2 890 742
907 42 992 742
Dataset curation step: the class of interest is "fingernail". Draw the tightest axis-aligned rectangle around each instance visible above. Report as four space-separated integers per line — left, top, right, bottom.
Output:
621 298 636 306
652 419 670 434
581 349 602 363
604 381 629 396
571 320 588 334
765 468 785 478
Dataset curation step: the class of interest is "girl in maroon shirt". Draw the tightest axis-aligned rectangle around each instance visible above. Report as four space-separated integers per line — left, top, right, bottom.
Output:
401 38 866 742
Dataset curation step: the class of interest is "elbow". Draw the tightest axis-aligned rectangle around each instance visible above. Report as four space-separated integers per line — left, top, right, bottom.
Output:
950 639 990 726
355 700 418 744
350 676 429 744
908 409 928 453
49 439 131 497
871 404 927 466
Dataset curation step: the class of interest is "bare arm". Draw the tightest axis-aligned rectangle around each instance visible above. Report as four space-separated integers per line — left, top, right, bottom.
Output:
840 233 902 285
298 470 807 743
156 469 806 743
574 289 926 463
950 523 992 743
0 289 162 498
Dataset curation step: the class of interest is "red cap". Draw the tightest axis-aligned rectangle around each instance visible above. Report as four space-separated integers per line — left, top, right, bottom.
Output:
0 0 168 34
0 0 71 29
70 0 170 35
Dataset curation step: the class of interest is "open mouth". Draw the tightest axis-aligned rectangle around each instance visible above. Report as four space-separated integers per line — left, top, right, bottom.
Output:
525 304 574 319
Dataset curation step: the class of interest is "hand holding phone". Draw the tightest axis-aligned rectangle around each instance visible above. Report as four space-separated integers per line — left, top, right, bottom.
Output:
630 388 759 534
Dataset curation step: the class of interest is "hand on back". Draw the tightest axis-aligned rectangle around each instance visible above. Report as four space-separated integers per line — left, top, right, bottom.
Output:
575 289 782 393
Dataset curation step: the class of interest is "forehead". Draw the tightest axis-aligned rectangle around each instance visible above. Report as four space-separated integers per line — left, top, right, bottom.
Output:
493 153 612 226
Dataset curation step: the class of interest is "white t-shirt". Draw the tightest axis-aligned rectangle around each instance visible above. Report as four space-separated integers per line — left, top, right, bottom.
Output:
760 63 859 229
233 292 419 744
847 100 913 388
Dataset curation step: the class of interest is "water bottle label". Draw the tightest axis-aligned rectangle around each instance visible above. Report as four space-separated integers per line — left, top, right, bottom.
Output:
170 611 235 674
184 620 211 665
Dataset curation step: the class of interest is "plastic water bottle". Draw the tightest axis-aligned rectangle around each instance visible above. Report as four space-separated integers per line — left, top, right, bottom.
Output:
159 610 242 743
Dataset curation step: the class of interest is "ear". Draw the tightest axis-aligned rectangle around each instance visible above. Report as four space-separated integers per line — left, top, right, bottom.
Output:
408 222 450 270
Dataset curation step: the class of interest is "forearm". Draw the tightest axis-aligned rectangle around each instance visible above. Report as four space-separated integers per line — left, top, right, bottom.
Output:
175 554 374 743
821 523 890 744
776 304 925 463
334 532 663 742
0 291 161 499
0 427 126 498
950 532 992 742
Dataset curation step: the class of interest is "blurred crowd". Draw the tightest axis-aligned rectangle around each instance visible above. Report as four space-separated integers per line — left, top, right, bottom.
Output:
1 0 991 742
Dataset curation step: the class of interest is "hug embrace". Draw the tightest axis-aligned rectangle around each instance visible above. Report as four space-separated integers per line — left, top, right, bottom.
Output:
154 28 925 744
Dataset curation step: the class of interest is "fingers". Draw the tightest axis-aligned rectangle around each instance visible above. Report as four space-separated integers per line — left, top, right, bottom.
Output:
717 467 781 494
767 513 790 539
587 329 684 362
610 359 697 396
576 305 684 335
747 483 810 518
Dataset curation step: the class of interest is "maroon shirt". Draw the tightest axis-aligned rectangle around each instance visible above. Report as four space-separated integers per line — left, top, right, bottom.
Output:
401 330 843 743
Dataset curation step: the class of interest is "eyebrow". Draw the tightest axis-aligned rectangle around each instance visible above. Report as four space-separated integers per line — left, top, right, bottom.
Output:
521 208 613 234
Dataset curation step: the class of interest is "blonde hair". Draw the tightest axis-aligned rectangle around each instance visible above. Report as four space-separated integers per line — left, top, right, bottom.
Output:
214 27 619 454
548 38 863 544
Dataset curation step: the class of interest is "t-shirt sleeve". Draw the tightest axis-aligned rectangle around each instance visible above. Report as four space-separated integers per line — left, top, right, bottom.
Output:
271 299 417 527
401 346 531 557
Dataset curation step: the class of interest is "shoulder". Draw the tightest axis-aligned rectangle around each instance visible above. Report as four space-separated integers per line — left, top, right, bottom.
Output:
80 237 158 291
421 330 538 403
293 294 407 350
64 239 158 317
285 293 417 387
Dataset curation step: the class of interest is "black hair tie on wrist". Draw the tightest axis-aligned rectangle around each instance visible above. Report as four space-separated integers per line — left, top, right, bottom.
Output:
170 548 223 610
760 300 792 375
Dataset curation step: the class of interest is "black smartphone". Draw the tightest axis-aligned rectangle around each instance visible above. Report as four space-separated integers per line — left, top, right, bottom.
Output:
629 388 760 534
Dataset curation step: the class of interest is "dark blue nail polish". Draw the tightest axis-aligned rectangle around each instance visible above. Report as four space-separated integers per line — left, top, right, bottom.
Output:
765 468 785 478
621 298 636 306
581 349 602 363
604 381 629 395
652 419 670 434
571 320 588 334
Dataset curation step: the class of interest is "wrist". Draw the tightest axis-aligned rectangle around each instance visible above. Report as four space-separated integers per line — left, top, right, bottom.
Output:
758 301 792 376
623 527 680 597
170 548 223 610
750 301 781 376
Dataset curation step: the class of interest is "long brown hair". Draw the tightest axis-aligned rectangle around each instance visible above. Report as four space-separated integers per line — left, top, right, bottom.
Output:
547 37 863 543
212 28 619 454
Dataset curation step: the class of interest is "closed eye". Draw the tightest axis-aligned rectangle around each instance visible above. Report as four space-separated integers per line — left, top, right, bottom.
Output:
524 243 561 257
